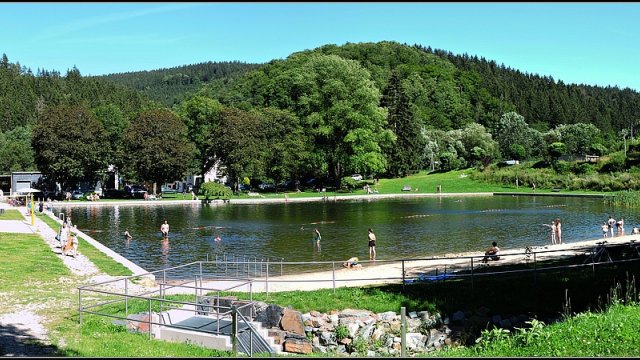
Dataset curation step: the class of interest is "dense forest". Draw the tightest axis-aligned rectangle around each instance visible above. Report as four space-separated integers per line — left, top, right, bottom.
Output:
2 41 640 192
95 61 260 106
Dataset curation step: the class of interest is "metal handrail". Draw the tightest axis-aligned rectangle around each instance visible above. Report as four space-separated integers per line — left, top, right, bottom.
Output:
78 239 640 355
234 307 275 356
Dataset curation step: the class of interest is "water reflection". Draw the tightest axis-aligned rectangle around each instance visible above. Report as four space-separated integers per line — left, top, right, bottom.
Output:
161 236 170 265
56 196 632 273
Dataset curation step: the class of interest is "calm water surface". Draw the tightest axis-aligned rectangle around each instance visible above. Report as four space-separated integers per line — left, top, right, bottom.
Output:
55 196 635 273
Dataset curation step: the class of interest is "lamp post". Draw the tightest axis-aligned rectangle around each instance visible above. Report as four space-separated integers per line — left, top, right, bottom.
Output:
30 193 34 225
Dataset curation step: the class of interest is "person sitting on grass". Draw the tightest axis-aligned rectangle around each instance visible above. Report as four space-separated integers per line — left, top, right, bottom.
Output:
342 257 362 270
482 241 501 263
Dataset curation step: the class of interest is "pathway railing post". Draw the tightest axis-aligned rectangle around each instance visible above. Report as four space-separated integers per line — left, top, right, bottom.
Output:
148 298 152 339
400 306 407 357
231 305 238 354
266 258 270 296
125 278 129 316
78 288 82 328
533 252 537 286
470 257 474 291
402 260 405 291
332 262 336 294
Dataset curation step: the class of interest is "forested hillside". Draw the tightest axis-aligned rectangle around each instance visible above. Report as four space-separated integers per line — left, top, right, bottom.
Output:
95 61 259 106
3 41 640 191
191 41 640 180
0 54 152 132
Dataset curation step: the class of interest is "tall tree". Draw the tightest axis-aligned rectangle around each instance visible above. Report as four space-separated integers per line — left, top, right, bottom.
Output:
258 107 312 188
123 109 194 192
381 72 425 177
93 104 130 171
0 126 36 172
211 107 268 192
32 105 109 189
176 96 224 177
299 54 395 181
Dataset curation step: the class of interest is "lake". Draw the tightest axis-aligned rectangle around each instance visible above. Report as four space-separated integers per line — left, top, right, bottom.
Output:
55 195 632 273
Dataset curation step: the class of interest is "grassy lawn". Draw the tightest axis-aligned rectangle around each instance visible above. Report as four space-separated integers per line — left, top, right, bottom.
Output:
0 209 26 220
37 212 132 276
434 302 640 357
0 231 230 357
0 233 70 292
236 170 607 200
2 227 639 356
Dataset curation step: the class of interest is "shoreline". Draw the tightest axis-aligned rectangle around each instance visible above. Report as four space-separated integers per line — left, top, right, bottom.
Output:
32 191 623 294
45 190 606 208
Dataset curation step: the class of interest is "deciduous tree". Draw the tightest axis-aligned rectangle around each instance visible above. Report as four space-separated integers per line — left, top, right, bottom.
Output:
32 105 109 189
123 109 194 192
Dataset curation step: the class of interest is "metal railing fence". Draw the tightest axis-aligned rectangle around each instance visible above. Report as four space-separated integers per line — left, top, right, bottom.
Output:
78 240 640 355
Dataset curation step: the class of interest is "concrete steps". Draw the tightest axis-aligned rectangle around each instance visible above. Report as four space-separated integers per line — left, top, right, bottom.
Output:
155 304 281 355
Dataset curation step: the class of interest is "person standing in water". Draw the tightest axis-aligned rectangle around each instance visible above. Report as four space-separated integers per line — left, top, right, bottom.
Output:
367 228 377 260
160 220 170 237
124 229 132 239
313 228 322 251
543 220 557 244
555 219 562 244
616 218 625 236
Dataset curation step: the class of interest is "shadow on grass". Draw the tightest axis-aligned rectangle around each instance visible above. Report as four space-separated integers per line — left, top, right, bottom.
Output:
0 323 61 356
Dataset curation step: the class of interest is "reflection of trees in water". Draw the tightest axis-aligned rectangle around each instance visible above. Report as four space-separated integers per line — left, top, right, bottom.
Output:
161 237 169 264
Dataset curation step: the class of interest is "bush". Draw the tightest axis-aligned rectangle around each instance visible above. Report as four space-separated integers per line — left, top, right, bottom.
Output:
601 151 627 173
199 181 232 198
553 161 571 175
574 163 597 175
340 176 359 191
334 324 349 341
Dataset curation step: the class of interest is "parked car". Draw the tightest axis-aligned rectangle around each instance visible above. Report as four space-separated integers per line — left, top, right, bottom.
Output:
103 188 127 199
71 190 85 200
161 186 177 195
258 183 275 191
127 185 148 199
351 174 363 181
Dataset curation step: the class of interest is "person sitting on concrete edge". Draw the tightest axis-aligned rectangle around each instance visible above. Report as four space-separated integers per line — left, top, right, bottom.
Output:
482 241 501 263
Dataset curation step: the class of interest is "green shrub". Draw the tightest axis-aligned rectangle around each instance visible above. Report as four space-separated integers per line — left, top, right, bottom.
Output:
574 163 596 175
601 151 627 173
334 324 349 341
199 181 232 198
340 176 359 191
553 161 571 175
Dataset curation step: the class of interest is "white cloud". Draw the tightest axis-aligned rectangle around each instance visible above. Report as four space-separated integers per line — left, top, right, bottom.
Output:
30 3 201 43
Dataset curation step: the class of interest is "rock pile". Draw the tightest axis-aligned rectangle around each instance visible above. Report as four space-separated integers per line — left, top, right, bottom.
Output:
252 302 457 356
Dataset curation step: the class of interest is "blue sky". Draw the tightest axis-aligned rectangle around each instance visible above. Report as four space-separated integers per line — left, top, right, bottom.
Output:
1 2 639 91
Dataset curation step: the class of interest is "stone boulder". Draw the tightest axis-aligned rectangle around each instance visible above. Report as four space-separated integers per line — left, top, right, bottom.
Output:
283 338 312 354
255 303 284 328
281 308 305 335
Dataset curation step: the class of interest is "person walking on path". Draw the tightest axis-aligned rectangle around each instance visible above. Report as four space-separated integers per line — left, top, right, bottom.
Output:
367 228 377 260
160 220 170 237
